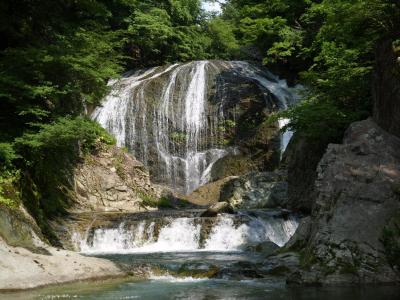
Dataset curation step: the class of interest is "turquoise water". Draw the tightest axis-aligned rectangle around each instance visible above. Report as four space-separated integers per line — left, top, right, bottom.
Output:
3 252 400 300
3 276 400 300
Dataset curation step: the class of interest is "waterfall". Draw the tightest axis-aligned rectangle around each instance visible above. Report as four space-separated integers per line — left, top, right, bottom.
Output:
92 61 296 194
74 212 298 254
278 118 293 156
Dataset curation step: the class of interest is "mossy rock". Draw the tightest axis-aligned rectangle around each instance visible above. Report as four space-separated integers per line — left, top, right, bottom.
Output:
0 204 47 253
381 211 400 271
268 265 291 276
210 154 255 181
177 264 220 278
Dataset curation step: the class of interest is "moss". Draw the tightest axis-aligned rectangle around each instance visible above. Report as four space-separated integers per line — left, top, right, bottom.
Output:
0 173 20 209
0 203 49 253
112 152 126 180
178 265 219 278
391 183 400 196
139 193 190 209
299 250 319 270
381 213 400 270
268 265 291 276
224 119 236 128
170 131 187 144
339 263 358 275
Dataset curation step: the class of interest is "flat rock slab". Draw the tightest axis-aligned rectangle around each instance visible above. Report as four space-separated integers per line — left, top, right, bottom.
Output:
0 238 125 291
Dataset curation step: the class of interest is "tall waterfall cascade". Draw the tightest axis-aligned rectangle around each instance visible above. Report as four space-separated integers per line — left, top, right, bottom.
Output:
92 61 297 194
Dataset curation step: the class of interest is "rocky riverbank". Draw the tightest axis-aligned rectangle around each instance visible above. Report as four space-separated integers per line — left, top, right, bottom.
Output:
0 238 125 291
0 204 126 291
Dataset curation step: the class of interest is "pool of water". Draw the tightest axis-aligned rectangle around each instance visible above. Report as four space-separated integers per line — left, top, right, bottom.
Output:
4 276 400 300
3 252 400 300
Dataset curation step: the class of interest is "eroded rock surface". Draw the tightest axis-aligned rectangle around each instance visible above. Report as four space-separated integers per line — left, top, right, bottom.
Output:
73 145 163 212
284 119 400 285
219 171 288 209
0 205 125 291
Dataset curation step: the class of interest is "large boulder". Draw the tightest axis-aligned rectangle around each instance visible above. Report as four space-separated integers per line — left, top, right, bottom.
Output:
182 176 236 206
201 202 234 217
219 170 288 209
286 119 400 285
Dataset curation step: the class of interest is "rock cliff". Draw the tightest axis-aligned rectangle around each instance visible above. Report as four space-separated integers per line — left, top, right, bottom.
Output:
73 144 163 212
285 119 400 285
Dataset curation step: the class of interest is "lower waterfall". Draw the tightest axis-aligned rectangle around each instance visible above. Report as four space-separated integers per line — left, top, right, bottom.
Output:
73 211 298 254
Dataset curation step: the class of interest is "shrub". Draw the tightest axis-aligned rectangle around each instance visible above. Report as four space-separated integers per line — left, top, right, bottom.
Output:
0 171 20 209
0 143 18 170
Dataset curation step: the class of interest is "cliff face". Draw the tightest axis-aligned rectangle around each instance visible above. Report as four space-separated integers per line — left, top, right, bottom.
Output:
284 135 328 214
73 144 163 212
372 40 400 138
287 119 400 285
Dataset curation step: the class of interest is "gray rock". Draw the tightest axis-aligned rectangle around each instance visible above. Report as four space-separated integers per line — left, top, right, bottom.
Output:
283 134 328 213
287 119 400 285
219 170 288 209
73 145 163 212
201 202 234 217
260 252 300 276
246 241 280 255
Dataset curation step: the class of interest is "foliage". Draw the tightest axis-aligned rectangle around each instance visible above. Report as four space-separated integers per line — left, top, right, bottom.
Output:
275 99 365 142
381 213 400 271
206 18 239 59
13 117 115 240
0 143 18 170
170 131 187 144
0 171 20 209
139 192 190 209
140 194 174 209
15 117 115 159
125 0 231 65
222 0 400 141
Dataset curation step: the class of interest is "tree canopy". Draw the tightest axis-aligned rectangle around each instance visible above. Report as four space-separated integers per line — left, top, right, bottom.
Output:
219 0 399 141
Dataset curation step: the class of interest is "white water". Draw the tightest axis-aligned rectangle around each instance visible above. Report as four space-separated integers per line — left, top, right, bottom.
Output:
92 60 297 194
278 118 293 156
75 214 298 254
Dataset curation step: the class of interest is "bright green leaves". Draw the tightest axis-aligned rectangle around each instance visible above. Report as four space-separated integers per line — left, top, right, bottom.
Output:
168 0 201 25
265 26 303 64
0 143 18 171
125 0 218 65
277 99 364 142
222 0 399 142
15 117 115 158
207 18 239 59
128 7 174 62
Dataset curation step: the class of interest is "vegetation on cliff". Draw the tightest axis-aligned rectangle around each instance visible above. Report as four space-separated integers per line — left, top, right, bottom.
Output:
220 0 399 142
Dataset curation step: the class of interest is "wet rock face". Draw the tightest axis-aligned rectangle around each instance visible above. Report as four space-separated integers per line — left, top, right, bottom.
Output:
73 144 162 212
287 119 400 285
93 61 292 194
200 202 234 217
219 171 288 209
0 205 46 253
284 134 328 214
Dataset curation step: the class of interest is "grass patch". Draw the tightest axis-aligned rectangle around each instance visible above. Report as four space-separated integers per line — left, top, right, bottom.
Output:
139 192 190 209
